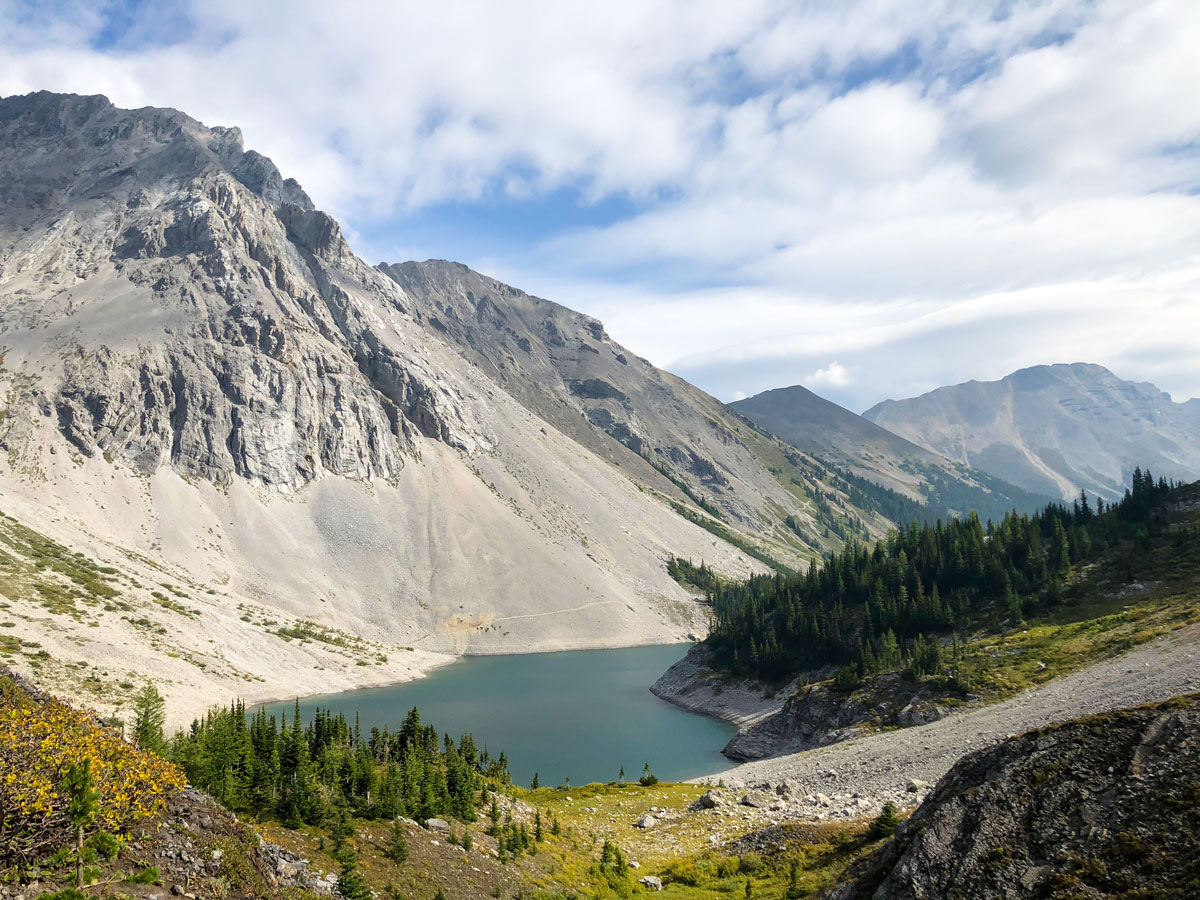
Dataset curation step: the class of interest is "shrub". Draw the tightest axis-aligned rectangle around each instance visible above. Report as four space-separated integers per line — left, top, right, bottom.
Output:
832 666 861 693
663 859 703 886
127 865 161 884
0 691 185 868
738 852 763 874
869 802 900 839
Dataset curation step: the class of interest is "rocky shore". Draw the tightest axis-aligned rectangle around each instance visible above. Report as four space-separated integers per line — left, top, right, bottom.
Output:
697 624 1200 816
650 643 793 727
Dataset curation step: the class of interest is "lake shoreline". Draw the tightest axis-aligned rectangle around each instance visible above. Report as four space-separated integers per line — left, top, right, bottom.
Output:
252 644 737 787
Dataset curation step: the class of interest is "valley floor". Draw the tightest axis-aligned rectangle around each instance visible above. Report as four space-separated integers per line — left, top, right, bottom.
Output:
701 623 1200 816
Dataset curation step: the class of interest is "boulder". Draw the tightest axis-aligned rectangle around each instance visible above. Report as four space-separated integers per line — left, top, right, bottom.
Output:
696 789 725 809
634 814 657 829
740 792 772 809
906 779 930 793
423 818 451 832
639 875 663 891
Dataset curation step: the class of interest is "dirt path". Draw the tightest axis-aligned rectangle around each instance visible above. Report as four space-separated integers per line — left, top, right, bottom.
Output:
696 625 1200 817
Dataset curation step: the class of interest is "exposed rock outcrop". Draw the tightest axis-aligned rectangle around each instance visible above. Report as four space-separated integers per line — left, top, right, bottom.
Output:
825 695 1200 899
650 644 793 727
0 91 480 492
723 675 953 761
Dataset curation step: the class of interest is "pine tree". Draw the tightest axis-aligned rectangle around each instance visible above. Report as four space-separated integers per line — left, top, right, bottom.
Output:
531 771 539 789
330 805 353 854
386 819 409 863
335 846 372 900
869 801 900 839
131 682 167 754
534 809 544 842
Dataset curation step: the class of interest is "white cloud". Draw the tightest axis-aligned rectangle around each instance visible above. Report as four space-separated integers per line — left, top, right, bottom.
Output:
2 0 1199 411
806 362 851 389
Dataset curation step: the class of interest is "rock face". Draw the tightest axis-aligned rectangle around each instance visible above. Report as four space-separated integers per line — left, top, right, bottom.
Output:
865 363 1200 501
731 384 1054 519
0 91 473 490
721 676 951 762
379 260 856 537
825 695 1200 899
650 643 793 727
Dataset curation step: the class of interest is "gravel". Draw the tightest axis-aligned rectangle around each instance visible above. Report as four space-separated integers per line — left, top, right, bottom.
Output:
695 625 1200 812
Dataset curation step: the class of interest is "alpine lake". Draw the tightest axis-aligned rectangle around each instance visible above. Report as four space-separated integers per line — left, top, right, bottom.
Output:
254 643 735 788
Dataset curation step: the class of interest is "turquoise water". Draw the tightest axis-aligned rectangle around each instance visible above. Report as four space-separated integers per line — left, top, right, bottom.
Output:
254 644 734 787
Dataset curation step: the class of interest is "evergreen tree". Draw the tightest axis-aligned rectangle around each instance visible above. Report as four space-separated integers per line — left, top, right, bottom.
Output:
869 801 900 839
335 846 372 900
330 805 353 854
131 682 167 755
62 758 99 889
699 471 1176 683
531 771 539 789
386 819 409 864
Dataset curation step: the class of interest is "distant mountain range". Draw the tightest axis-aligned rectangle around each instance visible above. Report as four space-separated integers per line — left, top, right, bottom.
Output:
730 385 1056 523
864 363 1200 501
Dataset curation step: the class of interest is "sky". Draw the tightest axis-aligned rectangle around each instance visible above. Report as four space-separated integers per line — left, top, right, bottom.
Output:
2 0 1199 413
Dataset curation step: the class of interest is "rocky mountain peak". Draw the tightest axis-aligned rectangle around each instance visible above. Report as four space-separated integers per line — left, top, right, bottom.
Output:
864 362 1200 500
0 91 483 490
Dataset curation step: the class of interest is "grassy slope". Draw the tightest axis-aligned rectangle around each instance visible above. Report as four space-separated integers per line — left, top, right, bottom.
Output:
260 780 885 900
940 483 1200 703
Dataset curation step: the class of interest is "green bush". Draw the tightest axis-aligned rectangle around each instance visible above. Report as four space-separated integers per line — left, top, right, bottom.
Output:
663 859 704 885
127 865 161 885
832 666 861 692
738 852 763 874
86 830 121 861
869 802 900 840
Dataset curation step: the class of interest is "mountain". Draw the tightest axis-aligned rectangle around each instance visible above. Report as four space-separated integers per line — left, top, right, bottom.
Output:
730 384 1056 522
865 363 1200 501
0 91 897 720
828 694 1200 899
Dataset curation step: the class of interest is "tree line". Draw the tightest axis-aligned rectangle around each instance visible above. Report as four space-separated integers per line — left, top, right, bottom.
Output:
132 696 510 829
681 468 1183 683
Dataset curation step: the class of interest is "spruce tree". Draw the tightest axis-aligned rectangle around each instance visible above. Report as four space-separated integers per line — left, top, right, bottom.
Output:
335 846 372 900
386 819 409 863
131 682 167 755
869 801 900 839
330 805 353 854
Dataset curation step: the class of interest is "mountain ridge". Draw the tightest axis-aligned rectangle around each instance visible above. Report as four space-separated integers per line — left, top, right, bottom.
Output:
729 383 1057 521
864 362 1200 500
